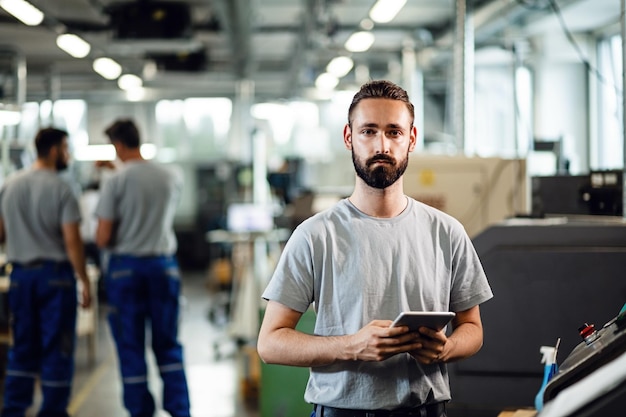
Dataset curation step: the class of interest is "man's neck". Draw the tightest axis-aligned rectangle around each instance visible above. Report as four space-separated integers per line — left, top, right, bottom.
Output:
119 149 143 162
33 159 55 171
348 178 407 218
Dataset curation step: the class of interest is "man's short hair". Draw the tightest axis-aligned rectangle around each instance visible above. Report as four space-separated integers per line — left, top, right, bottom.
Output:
104 119 141 148
348 80 415 128
35 127 68 158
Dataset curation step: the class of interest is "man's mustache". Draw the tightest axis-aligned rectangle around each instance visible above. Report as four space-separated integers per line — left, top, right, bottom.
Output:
367 155 395 165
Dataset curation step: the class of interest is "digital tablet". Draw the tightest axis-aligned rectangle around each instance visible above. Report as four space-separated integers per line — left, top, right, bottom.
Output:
390 311 456 332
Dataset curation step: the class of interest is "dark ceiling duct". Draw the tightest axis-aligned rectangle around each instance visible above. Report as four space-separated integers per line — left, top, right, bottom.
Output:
147 50 208 72
106 1 193 39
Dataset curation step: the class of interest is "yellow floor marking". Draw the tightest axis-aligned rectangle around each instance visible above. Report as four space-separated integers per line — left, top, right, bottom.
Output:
68 352 115 415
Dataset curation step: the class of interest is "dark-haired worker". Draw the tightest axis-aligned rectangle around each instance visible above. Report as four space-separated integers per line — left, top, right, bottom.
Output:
0 127 91 417
95 118 191 417
257 80 493 417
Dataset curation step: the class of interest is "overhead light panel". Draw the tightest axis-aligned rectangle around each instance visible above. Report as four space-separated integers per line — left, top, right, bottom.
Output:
74 144 116 161
56 33 91 58
117 74 143 90
315 73 339 91
93 57 122 80
326 56 354 78
345 31 375 53
369 0 407 23
125 87 146 102
0 0 44 26
0 109 21 126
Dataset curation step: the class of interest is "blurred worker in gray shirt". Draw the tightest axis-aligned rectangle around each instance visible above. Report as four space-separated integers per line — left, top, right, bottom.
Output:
0 127 91 417
94 118 190 417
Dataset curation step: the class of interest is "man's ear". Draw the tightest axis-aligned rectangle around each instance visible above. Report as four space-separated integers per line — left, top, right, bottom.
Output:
48 144 60 160
408 125 418 152
343 124 352 150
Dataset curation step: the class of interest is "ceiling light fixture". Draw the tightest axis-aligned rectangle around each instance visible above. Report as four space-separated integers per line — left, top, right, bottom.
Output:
344 31 375 53
326 56 354 78
93 57 122 80
117 74 143 90
369 0 407 23
0 0 44 26
56 33 91 58
125 87 146 102
0 108 21 126
315 73 339 91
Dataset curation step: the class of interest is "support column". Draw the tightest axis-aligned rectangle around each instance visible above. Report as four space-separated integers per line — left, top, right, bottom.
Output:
402 39 424 151
453 0 474 153
228 79 255 163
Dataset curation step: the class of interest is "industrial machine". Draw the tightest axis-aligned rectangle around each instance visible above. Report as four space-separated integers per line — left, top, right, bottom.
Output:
403 155 527 237
538 308 626 417
447 217 626 417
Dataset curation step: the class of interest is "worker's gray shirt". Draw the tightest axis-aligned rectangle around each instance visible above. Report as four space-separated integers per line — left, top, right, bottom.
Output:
262 197 493 410
0 168 81 263
95 160 182 256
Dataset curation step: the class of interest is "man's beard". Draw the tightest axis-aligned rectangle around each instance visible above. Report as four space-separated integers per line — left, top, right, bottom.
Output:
352 150 409 189
55 156 68 171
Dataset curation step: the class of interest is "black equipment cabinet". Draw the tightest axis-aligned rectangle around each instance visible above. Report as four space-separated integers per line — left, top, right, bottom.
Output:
447 218 626 417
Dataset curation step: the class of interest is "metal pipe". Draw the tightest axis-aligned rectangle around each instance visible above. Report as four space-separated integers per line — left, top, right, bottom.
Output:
620 0 626 218
453 0 474 152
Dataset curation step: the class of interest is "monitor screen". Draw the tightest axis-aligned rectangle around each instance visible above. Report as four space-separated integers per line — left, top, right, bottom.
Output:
226 203 274 233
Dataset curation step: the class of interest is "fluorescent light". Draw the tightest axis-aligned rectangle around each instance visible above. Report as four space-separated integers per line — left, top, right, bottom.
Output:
369 0 407 23
140 144 156 160
56 33 91 58
0 0 44 26
315 73 339 91
326 56 354 78
344 31 375 53
0 109 21 126
251 103 286 120
93 57 122 80
125 87 146 102
117 74 143 90
74 143 156 161
73 144 116 161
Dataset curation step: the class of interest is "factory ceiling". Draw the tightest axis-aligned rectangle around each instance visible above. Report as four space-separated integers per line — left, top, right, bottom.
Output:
0 0 620 103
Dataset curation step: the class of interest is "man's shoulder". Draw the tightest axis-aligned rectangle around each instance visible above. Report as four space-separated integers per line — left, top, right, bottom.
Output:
4 169 65 189
295 199 349 233
406 197 468 237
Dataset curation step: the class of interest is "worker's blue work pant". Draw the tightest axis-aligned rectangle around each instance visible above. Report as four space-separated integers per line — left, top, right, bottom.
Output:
1 261 77 417
105 255 191 417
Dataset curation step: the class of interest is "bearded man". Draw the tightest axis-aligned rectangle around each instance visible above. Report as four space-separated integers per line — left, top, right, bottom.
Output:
0 127 91 417
257 80 493 417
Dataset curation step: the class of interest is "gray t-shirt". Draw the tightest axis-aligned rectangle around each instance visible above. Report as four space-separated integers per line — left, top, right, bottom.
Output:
0 168 81 263
94 160 182 256
262 197 493 410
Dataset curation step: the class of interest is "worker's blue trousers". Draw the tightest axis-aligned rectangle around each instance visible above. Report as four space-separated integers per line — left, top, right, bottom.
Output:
1 261 77 417
105 254 191 417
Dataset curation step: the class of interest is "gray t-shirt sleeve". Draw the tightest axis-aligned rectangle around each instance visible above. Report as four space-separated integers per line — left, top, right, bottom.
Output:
95 175 118 220
448 220 493 312
60 182 82 225
262 225 315 313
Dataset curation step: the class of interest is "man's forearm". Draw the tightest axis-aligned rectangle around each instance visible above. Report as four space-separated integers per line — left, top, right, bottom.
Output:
258 328 349 367
62 223 89 283
443 322 483 362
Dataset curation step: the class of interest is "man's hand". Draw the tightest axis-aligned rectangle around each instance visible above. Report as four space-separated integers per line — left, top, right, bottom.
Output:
408 326 449 364
78 277 92 309
346 320 423 362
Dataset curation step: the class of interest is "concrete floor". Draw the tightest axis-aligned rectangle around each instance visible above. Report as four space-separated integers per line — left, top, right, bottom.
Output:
0 269 260 417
